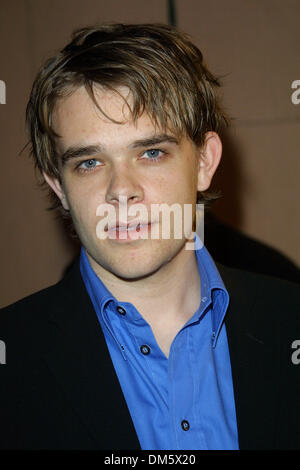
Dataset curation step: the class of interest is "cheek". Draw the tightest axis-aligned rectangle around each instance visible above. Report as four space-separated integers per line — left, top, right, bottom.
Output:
64 174 104 210
65 184 100 230
161 166 198 203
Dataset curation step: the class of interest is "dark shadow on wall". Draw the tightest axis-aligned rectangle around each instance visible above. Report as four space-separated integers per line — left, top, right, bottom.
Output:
210 127 246 229
205 211 300 284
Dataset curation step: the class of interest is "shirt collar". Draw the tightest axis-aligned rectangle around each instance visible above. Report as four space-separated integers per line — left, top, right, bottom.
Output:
194 233 229 347
80 248 115 316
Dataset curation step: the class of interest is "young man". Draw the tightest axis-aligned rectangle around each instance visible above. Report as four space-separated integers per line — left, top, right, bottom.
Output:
0 24 299 451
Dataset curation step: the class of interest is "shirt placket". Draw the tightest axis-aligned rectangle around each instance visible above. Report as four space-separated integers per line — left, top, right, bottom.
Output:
168 326 198 450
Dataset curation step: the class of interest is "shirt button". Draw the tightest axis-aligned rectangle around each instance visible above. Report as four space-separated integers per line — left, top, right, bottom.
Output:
140 344 150 355
181 420 190 431
116 306 126 315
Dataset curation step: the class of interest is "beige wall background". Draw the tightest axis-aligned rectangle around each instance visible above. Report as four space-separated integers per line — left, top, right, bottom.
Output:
0 0 299 308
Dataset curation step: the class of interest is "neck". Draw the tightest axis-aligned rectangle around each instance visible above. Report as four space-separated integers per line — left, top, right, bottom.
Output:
87 241 201 357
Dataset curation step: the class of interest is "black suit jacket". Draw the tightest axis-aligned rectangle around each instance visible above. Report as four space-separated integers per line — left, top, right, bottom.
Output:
0 258 299 450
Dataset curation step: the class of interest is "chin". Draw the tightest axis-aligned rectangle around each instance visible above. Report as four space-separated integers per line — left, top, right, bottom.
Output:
106 257 165 281
87 236 186 281
114 246 185 281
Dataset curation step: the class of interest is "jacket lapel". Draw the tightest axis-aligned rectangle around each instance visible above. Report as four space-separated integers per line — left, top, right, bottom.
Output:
44 259 140 450
218 264 279 450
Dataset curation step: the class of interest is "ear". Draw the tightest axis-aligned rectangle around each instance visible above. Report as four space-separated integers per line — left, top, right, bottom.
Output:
43 171 70 211
197 131 222 192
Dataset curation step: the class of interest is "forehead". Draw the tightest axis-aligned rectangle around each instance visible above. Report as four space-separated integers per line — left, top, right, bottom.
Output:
52 85 171 151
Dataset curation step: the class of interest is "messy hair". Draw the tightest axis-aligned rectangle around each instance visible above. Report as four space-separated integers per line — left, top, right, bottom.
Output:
25 23 229 213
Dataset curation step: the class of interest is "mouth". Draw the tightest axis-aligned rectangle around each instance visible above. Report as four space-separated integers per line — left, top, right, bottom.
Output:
106 221 155 241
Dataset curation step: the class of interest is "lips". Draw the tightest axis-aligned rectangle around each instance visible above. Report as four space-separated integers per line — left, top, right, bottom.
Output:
105 219 156 241
107 220 150 232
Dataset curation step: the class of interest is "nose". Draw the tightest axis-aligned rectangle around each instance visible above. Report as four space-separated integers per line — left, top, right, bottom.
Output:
105 163 144 206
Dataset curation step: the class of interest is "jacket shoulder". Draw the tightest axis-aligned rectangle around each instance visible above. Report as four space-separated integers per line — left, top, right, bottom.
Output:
0 259 80 320
217 262 300 307
1 278 64 326
0 259 81 356
217 263 300 339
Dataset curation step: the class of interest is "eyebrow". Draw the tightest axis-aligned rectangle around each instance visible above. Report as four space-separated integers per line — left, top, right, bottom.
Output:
60 134 179 166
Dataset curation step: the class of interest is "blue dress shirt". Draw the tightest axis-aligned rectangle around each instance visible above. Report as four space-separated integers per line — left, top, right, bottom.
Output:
80 238 239 450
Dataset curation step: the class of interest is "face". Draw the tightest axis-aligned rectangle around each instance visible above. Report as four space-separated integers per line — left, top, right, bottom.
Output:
45 85 221 280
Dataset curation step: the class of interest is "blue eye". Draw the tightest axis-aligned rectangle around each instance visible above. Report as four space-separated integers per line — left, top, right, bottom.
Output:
78 159 100 171
146 149 160 158
143 149 165 160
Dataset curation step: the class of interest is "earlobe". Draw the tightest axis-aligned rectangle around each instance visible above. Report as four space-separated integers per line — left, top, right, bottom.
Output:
197 132 222 192
43 171 70 211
